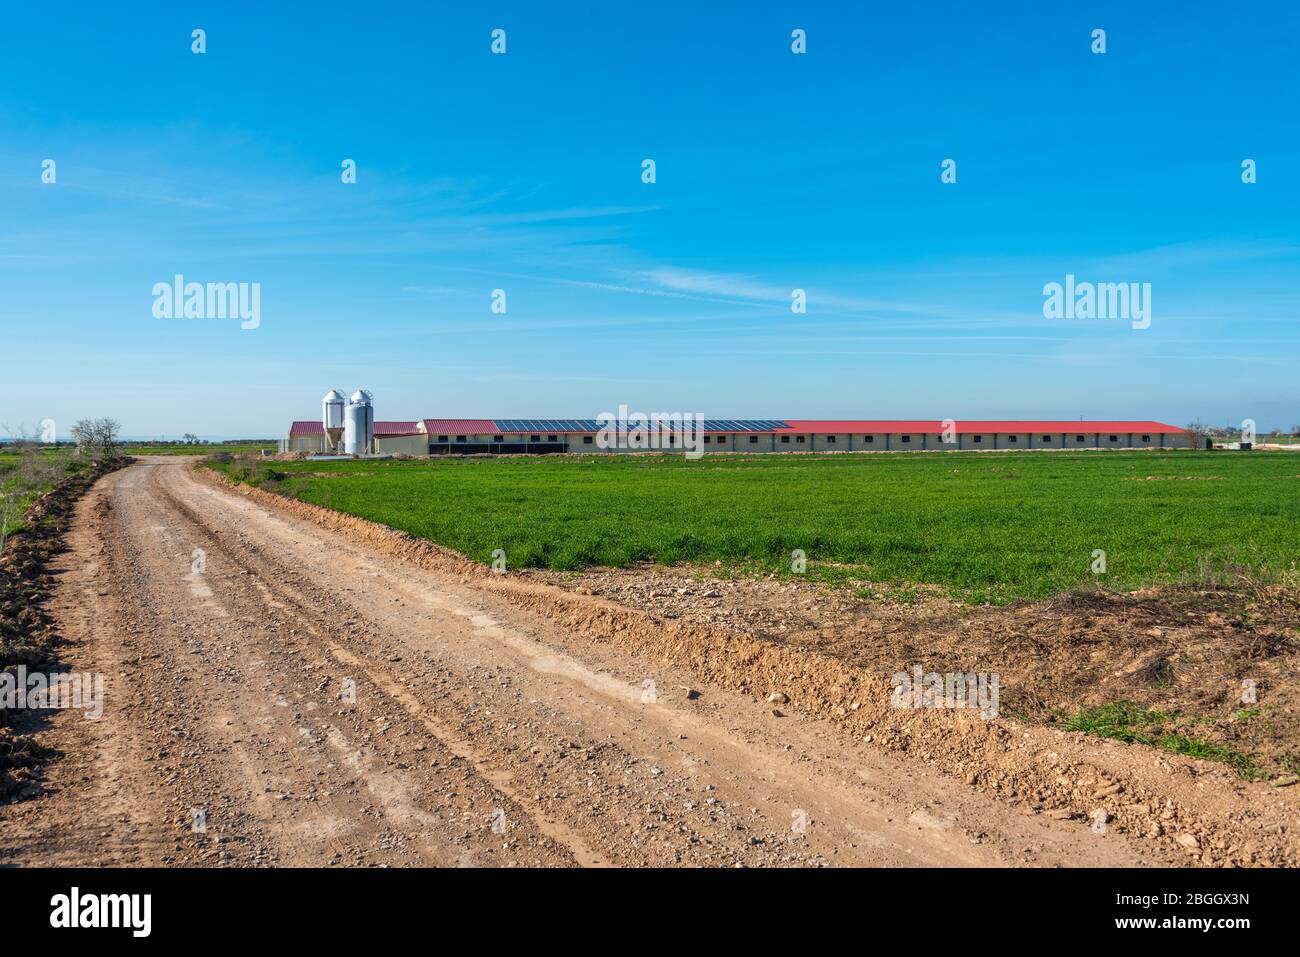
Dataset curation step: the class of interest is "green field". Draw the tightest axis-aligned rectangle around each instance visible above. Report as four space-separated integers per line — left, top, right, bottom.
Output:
0 450 85 541
122 441 276 456
207 451 1300 603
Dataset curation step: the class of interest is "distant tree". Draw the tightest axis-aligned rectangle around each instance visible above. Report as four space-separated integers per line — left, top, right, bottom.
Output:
71 417 122 458
0 422 64 533
1184 420 1210 450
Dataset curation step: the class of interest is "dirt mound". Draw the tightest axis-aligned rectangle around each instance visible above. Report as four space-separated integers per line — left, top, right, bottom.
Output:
522 566 1300 780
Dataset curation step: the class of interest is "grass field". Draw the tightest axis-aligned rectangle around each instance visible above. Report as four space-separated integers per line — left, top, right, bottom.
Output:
207 450 1300 604
122 441 276 456
0 450 85 542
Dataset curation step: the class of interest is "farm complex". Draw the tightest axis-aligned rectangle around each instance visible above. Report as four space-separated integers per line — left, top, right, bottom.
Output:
285 404 1194 455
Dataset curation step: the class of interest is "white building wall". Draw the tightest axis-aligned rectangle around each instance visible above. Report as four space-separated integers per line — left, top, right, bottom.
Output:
375 434 428 455
295 425 1193 455
287 434 326 453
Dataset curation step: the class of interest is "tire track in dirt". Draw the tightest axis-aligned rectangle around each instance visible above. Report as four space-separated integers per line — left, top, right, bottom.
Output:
158 483 610 866
1 462 576 866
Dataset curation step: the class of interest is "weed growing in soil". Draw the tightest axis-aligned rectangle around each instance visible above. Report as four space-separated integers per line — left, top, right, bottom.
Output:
1062 701 1266 779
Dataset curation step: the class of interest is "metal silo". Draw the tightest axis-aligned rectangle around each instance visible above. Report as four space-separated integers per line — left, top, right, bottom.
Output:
322 389 346 451
343 389 374 455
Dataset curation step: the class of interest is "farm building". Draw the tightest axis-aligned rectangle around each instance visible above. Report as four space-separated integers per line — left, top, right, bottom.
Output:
284 417 1194 455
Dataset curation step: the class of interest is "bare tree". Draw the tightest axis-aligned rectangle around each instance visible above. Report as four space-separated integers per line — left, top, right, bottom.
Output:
1 422 61 485
1184 420 1210 450
71 417 122 458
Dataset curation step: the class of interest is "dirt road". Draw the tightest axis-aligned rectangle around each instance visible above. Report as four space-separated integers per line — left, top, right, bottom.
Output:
0 457 1178 866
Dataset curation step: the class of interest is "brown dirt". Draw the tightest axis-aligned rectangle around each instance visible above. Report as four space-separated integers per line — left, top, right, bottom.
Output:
1 457 129 800
0 457 1295 867
523 565 1300 780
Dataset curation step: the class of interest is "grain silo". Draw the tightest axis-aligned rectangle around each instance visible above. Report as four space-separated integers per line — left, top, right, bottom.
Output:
322 389 346 452
343 389 374 455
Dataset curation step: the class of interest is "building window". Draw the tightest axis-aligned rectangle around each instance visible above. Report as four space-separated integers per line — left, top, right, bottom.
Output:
1007 435 1017 442
437 435 448 442
864 436 874 443
796 436 805 443
749 435 759 444
1141 435 1150 442
826 435 836 444
583 435 593 444
974 435 982 443
1042 435 1051 442
1076 435 1085 442
717 435 728 443
456 435 466 442
703 435 711 443
531 435 540 442
901 435 911 443
780 435 790 443
494 435 504 442
1109 435 1118 442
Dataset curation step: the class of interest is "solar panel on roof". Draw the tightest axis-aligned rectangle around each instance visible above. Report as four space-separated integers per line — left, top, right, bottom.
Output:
493 419 604 433
699 419 788 432
490 418 790 433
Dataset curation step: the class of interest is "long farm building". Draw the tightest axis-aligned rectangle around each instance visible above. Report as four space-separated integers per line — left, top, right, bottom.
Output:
285 417 1195 455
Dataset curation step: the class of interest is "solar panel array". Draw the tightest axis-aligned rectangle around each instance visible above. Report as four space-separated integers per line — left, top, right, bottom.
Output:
699 419 789 432
493 419 602 433
491 418 790 433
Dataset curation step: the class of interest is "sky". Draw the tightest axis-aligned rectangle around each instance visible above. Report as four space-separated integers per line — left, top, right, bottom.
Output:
1 1 1298 438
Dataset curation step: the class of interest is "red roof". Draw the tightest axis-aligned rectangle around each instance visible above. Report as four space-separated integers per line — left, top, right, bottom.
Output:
776 420 1186 435
293 418 1186 437
374 421 420 436
420 419 499 435
289 420 421 437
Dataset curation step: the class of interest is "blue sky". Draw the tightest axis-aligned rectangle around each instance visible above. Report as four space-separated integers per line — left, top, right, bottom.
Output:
2 1 1297 438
